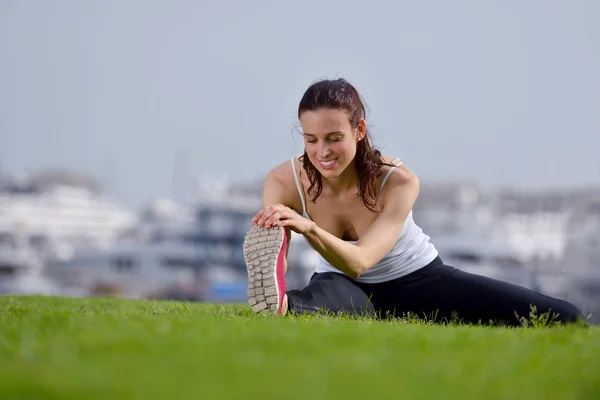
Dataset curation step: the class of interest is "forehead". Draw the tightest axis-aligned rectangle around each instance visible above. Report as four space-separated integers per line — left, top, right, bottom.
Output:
299 109 351 134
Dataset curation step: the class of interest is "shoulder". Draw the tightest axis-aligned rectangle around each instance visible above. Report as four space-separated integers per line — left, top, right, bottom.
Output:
264 157 298 188
378 156 420 208
379 155 417 184
262 157 304 211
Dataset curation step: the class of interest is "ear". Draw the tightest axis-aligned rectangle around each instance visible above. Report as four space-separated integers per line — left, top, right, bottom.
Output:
356 118 366 141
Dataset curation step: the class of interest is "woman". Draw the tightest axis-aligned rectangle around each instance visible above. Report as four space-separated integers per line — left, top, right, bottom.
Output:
243 78 584 326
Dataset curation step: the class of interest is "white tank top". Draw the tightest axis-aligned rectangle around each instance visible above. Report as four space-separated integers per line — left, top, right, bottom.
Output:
290 157 438 283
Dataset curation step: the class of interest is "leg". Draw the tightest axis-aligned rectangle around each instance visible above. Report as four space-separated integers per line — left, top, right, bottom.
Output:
286 272 376 316
368 257 585 326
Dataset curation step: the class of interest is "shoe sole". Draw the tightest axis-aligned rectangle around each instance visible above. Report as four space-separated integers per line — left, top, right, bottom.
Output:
243 225 287 314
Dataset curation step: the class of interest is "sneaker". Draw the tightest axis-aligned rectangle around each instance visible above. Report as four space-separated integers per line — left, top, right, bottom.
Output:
243 225 287 315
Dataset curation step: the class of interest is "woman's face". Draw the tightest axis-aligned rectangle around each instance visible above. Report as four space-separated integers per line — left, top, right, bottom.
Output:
299 108 365 179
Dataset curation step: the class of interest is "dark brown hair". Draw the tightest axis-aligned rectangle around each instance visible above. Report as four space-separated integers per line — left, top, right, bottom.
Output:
298 78 394 212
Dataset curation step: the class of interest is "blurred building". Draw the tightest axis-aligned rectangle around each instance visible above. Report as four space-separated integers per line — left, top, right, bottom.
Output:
0 169 137 247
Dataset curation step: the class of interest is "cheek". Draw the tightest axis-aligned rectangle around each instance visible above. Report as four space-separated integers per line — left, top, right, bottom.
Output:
304 142 316 154
330 141 354 155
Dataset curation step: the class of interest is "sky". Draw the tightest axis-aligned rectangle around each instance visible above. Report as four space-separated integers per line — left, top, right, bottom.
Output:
1 0 599 209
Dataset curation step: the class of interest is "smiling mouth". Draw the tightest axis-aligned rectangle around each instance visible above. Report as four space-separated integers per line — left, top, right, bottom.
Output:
318 158 338 169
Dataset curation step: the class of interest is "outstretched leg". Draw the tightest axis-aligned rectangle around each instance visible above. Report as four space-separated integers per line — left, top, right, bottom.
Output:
286 272 376 316
366 257 585 326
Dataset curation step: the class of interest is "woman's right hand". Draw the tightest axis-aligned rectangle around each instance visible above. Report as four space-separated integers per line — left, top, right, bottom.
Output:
252 204 315 235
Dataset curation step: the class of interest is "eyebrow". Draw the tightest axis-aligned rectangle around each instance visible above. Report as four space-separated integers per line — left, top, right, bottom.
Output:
303 131 344 137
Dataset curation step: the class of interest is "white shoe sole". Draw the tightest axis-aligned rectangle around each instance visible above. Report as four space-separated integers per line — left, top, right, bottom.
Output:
243 225 286 314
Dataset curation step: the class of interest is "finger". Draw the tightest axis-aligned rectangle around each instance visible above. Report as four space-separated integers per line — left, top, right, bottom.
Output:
264 212 283 228
256 210 276 226
258 205 291 226
259 205 288 226
275 219 296 231
252 209 266 223
265 208 295 227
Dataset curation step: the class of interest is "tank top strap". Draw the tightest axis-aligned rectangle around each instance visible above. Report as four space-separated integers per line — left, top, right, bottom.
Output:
378 158 403 210
290 157 307 216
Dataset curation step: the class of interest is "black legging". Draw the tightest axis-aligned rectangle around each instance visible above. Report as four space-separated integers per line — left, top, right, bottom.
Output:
286 256 585 326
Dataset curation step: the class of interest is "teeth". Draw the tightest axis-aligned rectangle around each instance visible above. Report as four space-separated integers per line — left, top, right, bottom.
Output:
321 159 336 166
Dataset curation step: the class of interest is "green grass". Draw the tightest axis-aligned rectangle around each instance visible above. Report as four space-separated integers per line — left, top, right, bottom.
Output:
0 295 598 400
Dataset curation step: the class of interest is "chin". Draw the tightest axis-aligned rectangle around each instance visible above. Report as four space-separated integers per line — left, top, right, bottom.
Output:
318 168 341 178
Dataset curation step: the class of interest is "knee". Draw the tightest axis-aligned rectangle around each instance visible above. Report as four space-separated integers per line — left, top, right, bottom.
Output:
525 297 587 326
553 300 587 325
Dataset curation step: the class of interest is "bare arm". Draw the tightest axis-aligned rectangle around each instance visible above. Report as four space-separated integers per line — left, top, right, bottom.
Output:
262 170 293 209
302 167 419 279
260 170 297 261
252 162 315 238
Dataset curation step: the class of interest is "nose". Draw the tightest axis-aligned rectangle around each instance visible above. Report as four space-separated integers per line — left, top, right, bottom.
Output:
318 142 331 158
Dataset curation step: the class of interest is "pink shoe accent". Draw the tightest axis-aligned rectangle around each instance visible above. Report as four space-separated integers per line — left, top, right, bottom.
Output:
275 228 287 314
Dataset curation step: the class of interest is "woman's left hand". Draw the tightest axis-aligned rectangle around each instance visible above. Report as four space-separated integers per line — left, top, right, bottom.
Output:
252 204 314 234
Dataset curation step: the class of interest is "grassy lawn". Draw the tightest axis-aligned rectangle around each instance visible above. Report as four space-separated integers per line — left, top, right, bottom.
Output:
0 295 598 399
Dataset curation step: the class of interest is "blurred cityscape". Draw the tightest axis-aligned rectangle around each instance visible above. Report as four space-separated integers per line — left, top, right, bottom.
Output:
0 167 599 323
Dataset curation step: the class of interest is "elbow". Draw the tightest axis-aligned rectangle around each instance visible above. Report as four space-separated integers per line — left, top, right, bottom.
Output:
347 270 361 280
348 261 370 280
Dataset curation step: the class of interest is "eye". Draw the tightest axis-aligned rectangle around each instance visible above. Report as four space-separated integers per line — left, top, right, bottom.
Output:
306 139 317 144
328 137 342 142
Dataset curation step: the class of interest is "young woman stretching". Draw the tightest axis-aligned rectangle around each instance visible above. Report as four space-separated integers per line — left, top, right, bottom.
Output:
243 78 584 326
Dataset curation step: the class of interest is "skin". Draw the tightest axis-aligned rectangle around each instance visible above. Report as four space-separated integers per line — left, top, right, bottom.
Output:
252 108 420 315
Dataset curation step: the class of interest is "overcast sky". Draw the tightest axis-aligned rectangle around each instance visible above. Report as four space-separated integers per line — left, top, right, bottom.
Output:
1 0 598 209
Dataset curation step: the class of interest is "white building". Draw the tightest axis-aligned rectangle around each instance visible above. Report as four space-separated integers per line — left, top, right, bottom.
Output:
0 181 137 247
